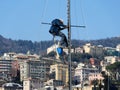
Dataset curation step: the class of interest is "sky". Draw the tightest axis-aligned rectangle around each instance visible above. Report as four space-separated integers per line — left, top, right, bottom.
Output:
0 0 120 42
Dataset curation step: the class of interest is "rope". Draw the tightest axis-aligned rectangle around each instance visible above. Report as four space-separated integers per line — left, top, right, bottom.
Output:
41 0 48 21
72 0 87 46
80 0 89 40
80 0 86 26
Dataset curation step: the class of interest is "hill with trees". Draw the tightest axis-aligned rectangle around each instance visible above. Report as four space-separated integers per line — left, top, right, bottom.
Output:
0 35 120 55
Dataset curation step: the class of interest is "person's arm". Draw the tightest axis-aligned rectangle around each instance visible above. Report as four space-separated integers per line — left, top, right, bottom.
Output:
59 25 68 30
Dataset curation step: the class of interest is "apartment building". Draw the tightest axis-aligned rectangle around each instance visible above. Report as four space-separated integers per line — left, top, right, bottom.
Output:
116 44 120 51
74 63 102 85
0 59 13 81
104 56 118 64
50 64 69 85
88 73 104 83
83 43 104 56
20 60 46 81
74 47 84 53
47 44 75 54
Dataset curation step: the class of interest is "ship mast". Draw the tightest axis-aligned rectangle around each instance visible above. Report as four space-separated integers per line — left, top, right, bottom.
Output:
67 0 85 90
67 0 72 90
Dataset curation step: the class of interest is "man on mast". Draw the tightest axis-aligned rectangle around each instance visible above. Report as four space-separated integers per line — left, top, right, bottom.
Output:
49 19 68 47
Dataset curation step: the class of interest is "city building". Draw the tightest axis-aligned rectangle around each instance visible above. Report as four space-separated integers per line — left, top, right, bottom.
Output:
74 47 84 53
83 43 104 56
0 59 13 81
74 63 102 85
116 44 120 51
11 60 20 77
50 64 69 86
88 73 104 83
104 56 118 64
47 44 75 59
20 60 46 81
104 47 117 56
23 78 44 90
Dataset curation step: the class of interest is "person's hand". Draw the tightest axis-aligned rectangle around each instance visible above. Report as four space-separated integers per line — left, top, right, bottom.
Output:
65 25 69 28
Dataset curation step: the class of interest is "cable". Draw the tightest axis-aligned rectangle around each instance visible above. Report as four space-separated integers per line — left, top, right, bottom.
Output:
41 0 48 21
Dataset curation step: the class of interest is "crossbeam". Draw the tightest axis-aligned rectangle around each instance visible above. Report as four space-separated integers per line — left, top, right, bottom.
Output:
41 22 85 28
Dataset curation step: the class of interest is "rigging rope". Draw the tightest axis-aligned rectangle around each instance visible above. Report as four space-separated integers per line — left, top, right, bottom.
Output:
79 0 90 41
41 0 48 21
72 0 87 46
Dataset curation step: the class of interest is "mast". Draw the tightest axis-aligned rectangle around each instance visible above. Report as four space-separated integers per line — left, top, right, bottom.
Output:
67 0 72 90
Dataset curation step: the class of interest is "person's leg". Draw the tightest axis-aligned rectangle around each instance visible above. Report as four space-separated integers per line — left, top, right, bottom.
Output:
57 32 68 47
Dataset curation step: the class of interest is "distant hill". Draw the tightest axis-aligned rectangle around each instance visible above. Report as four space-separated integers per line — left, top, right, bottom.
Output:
0 35 53 55
0 35 120 55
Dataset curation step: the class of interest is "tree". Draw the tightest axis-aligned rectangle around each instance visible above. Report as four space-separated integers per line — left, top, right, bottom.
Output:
106 62 120 72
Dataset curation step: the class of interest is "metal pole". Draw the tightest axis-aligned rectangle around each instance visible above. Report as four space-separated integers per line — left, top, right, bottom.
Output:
67 0 72 90
107 72 109 90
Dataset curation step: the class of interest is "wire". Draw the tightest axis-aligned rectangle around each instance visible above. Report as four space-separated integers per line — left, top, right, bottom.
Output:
41 0 48 21
80 0 89 41
80 0 86 26
72 0 87 46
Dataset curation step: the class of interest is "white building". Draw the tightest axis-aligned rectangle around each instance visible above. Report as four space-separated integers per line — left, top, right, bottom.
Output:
104 56 118 64
74 63 102 85
116 44 120 51
47 44 75 59
75 47 84 53
50 64 68 86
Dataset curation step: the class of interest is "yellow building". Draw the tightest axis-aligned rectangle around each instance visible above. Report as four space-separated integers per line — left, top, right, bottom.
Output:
83 43 104 56
50 64 69 85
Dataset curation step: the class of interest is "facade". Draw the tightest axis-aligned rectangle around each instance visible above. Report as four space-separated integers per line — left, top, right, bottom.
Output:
74 63 101 85
20 60 46 81
23 78 43 90
104 56 118 64
47 44 75 54
1 52 40 61
88 73 104 83
0 59 13 81
116 44 120 51
83 43 104 56
104 47 117 56
45 79 64 87
11 60 20 77
75 47 84 53
47 44 58 54
50 64 68 85
0 59 12 73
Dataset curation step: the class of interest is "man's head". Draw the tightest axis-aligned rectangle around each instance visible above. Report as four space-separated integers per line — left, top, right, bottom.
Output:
59 19 64 23
51 19 64 25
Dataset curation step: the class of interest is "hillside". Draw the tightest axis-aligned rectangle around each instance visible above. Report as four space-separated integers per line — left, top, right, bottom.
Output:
0 35 53 55
0 35 120 55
